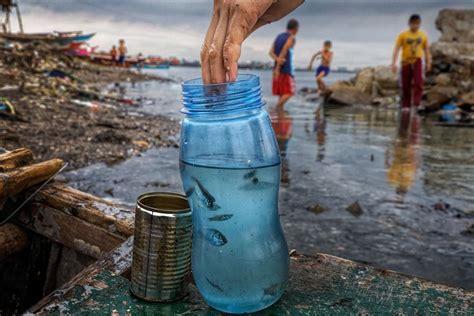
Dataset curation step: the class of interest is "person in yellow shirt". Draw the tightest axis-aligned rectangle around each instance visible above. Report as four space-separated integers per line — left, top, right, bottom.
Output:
391 14 431 111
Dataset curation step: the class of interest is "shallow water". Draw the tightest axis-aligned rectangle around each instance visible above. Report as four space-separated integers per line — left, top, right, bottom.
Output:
67 67 474 289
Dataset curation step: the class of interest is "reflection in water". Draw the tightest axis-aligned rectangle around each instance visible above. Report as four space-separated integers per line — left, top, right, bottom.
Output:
67 69 474 289
386 111 420 195
270 107 293 186
314 107 327 162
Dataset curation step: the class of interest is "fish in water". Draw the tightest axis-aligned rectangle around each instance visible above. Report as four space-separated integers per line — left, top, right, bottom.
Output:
208 214 233 222
192 177 220 210
185 186 195 197
243 169 257 179
206 277 225 292
206 228 227 246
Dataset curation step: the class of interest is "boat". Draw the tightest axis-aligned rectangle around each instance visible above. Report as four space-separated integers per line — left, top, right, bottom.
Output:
139 63 170 70
0 31 95 46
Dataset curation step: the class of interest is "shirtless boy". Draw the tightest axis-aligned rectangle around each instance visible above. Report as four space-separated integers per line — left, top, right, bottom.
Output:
308 40 333 93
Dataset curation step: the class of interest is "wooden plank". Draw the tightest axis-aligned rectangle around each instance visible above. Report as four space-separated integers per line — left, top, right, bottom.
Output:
18 202 125 259
0 159 63 199
33 184 134 238
28 237 134 314
0 223 28 261
0 148 33 172
30 245 474 315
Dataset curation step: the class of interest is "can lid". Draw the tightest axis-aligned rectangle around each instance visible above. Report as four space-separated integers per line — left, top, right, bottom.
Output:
137 192 190 214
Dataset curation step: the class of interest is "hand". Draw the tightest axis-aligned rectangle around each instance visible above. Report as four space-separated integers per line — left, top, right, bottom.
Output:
391 63 397 74
425 62 432 75
276 56 286 65
201 0 304 84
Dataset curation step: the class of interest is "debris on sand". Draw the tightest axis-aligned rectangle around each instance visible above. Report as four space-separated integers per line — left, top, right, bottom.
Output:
306 204 327 215
0 40 178 169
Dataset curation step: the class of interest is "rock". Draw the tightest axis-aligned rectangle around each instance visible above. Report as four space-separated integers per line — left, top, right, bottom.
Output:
435 9 474 43
354 67 374 95
433 200 450 212
460 91 474 106
461 224 474 237
434 74 452 86
328 85 372 106
424 85 459 111
372 96 399 107
306 204 327 215
373 66 398 91
346 201 364 217
299 87 318 95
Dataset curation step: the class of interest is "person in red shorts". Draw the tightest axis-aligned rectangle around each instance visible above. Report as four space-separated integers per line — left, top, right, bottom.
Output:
269 19 299 108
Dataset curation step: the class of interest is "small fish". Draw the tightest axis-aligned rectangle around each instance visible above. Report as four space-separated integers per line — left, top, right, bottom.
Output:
185 186 195 197
263 283 283 296
208 214 233 222
206 228 227 246
192 177 220 210
243 169 257 180
252 177 259 184
206 277 224 292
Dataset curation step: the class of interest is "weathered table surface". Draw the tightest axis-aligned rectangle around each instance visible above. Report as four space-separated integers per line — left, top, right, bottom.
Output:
31 237 474 315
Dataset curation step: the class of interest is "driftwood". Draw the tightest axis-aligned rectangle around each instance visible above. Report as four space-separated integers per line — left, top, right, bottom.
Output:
33 184 134 237
0 148 33 172
0 223 28 261
16 183 134 259
0 158 63 199
19 202 126 259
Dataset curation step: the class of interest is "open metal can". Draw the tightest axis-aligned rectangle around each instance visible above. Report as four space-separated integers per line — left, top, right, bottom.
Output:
130 192 192 302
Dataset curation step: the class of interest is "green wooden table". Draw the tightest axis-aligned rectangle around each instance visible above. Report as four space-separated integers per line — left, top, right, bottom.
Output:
30 238 474 315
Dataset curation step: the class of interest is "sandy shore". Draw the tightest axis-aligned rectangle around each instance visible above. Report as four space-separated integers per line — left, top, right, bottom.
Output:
0 47 179 169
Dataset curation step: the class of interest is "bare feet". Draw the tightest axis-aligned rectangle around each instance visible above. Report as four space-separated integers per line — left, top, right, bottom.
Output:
201 0 304 84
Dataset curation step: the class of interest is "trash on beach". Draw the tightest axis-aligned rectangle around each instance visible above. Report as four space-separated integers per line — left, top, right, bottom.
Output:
0 98 15 115
306 204 327 215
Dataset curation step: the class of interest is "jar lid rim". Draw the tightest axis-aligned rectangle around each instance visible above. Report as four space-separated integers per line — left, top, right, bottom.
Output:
182 74 258 88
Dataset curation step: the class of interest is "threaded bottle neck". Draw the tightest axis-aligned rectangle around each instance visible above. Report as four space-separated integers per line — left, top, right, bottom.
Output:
181 74 264 116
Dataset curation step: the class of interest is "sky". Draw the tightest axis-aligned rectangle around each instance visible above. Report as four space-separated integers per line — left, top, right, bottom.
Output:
10 0 474 69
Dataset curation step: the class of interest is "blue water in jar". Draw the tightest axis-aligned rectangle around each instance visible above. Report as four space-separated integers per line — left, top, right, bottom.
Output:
180 75 289 314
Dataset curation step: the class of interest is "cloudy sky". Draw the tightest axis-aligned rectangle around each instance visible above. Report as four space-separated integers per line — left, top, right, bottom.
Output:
13 0 474 68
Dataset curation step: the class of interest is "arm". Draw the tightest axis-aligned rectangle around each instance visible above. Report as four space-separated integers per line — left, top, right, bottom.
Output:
308 52 321 70
424 38 432 74
277 36 294 67
269 43 278 62
391 42 401 73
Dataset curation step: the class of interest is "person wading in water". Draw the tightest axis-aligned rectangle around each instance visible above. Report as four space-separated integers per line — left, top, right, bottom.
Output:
269 19 299 108
391 14 432 112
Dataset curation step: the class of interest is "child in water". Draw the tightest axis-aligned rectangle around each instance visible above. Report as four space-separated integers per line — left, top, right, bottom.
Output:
308 40 333 94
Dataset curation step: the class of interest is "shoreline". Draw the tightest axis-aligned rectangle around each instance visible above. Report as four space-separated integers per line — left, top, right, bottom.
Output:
0 46 179 169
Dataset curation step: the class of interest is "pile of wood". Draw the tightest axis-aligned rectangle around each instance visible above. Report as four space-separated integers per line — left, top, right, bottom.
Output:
0 148 63 261
0 147 134 263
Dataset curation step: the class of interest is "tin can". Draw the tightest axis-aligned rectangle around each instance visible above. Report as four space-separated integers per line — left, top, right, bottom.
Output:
130 192 192 302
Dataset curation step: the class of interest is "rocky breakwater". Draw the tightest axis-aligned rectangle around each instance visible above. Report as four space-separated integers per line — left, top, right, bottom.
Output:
314 9 473 110
427 9 474 111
